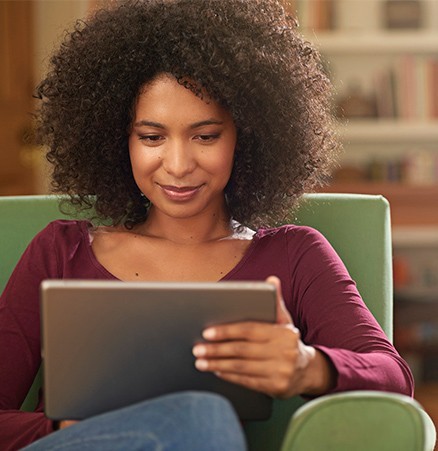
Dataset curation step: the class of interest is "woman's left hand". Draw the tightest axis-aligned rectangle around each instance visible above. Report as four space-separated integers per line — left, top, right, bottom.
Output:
192 276 335 398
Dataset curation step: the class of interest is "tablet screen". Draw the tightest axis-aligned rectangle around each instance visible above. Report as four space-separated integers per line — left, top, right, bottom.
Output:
41 280 276 420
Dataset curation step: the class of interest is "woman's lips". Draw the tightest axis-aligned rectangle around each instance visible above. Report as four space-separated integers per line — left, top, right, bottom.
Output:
158 184 204 201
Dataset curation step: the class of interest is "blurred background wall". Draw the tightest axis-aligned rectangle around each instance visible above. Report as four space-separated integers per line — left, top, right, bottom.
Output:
0 0 100 196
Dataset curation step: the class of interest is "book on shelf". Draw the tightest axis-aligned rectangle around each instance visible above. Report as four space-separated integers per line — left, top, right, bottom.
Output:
284 0 335 31
374 69 398 118
431 59 438 118
394 248 438 301
372 56 438 121
333 151 438 185
399 352 438 384
395 321 438 351
394 301 438 383
383 0 423 30
422 356 438 382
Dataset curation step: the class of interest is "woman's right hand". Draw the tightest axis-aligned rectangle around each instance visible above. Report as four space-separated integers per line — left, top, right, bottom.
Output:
193 276 336 398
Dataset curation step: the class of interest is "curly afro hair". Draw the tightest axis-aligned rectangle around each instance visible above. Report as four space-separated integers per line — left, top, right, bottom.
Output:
36 0 340 229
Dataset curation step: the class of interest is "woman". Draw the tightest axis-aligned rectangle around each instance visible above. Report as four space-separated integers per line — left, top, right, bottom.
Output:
0 0 413 450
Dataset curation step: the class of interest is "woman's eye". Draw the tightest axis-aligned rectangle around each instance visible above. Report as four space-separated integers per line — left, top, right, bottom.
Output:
138 135 163 144
195 134 220 143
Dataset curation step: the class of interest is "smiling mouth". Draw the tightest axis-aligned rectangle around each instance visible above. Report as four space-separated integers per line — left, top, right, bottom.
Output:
158 183 204 201
160 184 202 192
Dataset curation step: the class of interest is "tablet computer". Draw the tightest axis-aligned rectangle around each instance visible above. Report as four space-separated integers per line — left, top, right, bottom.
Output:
40 280 276 421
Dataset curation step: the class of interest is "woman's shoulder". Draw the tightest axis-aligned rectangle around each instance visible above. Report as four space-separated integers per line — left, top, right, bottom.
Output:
34 219 91 245
10 220 94 279
247 225 330 263
39 218 90 233
255 224 326 242
252 224 341 276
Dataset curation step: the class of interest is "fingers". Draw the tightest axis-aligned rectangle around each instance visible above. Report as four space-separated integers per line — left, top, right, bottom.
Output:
265 275 294 326
192 276 302 398
195 324 297 358
193 339 266 360
195 356 271 376
193 323 301 398
202 321 278 342
199 356 298 399
194 352 296 398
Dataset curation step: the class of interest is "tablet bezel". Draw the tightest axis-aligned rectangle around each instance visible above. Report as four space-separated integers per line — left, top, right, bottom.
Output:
40 280 276 420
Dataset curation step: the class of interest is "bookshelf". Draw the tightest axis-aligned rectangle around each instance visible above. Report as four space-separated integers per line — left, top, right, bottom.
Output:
323 182 438 225
339 119 438 143
308 30 438 54
290 1 438 434
287 0 438 223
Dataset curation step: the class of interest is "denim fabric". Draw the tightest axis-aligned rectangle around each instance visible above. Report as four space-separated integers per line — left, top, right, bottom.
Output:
24 391 247 451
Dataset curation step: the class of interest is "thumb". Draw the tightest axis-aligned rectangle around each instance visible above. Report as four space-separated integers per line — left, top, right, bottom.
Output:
266 275 294 326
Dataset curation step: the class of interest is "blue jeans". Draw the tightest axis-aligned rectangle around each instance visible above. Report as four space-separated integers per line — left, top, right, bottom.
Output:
24 391 247 450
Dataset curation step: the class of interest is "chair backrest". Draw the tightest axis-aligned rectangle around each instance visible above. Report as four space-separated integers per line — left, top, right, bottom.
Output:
0 195 72 292
0 193 393 450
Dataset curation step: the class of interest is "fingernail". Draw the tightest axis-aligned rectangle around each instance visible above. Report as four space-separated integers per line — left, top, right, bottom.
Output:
192 345 206 357
195 359 208 371
203 328 216 339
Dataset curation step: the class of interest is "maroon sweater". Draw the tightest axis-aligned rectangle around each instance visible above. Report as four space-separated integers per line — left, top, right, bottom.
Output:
0 220 414 450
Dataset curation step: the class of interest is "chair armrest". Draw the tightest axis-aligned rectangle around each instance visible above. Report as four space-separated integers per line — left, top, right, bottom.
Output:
280 391 436 451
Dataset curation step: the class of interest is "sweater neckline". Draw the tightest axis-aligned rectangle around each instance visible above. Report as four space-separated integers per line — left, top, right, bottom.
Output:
80 220 261 282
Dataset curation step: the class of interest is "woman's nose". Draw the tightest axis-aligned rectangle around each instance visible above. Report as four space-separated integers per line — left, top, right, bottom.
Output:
162 140 196 178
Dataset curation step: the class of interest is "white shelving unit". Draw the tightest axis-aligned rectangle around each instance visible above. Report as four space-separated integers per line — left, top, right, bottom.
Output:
297 0 438 190
393 226 438 247
306 31 438 54
339 120 438 143
299 0 438 129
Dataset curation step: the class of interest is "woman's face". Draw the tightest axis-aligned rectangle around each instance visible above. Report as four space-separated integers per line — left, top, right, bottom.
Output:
129 74 237 220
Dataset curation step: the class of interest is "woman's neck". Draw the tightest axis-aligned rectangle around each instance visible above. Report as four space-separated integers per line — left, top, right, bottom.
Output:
133 205 234 245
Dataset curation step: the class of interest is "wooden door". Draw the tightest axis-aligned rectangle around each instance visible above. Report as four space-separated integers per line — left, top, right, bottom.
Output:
0 1 35 195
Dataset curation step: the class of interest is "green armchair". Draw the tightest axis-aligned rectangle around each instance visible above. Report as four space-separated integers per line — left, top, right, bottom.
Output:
0 193 436 450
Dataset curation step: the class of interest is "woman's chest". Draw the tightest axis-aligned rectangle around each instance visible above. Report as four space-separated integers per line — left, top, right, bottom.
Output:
92 234 253 282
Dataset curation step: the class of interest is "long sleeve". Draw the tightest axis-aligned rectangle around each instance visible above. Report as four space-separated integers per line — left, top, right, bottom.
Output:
284 226 414 396
0 220 109 450
227 225 414 397
0 223 60 449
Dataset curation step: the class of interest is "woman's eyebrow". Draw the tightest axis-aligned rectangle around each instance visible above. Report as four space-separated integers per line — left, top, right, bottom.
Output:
133 119 224 129
189 119 224 129
133 120 165 128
